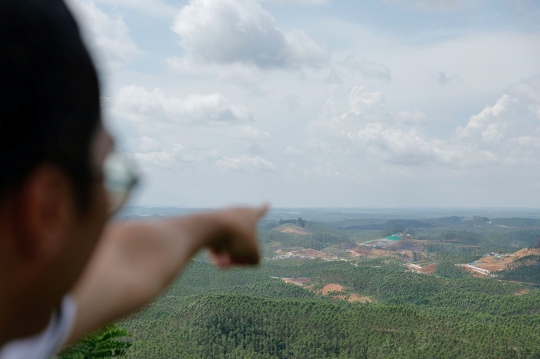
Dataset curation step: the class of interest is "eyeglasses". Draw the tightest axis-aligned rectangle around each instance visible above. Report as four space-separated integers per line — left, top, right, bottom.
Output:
102 151 139 214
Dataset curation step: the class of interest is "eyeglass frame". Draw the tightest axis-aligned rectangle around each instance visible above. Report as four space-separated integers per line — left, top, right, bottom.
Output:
98 150 140 215
50 149 140 215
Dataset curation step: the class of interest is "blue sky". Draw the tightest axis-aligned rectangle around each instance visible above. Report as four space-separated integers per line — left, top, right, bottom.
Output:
66 0 540 208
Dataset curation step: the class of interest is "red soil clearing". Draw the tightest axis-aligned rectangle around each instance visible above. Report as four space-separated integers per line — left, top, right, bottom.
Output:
321 283 344 295
408 263 437 275
475 248 540 272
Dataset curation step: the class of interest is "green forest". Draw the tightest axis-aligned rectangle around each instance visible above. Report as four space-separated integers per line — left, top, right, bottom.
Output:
116 261 540 358
68 213 540 359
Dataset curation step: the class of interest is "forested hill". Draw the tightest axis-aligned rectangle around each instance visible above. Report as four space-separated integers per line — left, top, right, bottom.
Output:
120 260 540 359
92 213 540 358
124 294 540 359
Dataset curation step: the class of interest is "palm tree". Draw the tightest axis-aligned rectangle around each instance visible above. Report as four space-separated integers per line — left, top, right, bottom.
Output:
59 324 132 359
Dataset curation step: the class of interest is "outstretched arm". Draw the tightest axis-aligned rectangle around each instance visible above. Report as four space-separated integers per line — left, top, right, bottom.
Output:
66 205 268 344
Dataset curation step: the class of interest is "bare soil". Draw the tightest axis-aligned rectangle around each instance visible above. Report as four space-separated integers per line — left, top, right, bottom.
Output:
290 279 373 304
281 278 309 287
475 248 540 272
348 294 373 303
291 248 329 258
321 283 344 295
349 247 417 261
273 224 309 235
408 263 437 275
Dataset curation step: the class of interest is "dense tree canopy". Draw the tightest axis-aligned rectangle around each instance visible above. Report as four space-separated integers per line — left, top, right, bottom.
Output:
76 216 540 359
116 259 540 359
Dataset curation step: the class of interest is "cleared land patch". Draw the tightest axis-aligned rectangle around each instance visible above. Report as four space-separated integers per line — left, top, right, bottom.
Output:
281 278 309 287
514 289 530 296
471 248 540 273
291 248 329 258
319 284 373 303
321 283 344 295
348 237 424 261
348 294 373 303
272 224 309 235
407 263 437 275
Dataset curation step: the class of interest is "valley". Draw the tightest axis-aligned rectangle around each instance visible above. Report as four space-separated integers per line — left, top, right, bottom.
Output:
112 208 540 358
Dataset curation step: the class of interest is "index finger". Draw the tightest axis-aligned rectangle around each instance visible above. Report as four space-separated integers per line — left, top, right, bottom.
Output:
258 203 270 218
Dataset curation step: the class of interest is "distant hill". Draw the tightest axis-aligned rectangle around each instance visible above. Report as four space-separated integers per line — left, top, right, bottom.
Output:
499 251 540 285
491 218 540 227
272 223 309 235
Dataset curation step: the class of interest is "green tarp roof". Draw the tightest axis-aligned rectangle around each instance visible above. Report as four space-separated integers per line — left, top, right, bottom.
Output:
386 235 401 241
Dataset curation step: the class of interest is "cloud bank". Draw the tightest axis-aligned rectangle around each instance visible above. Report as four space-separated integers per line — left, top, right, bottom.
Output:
65 0 141 70
170 0 329 70
308 75 540 173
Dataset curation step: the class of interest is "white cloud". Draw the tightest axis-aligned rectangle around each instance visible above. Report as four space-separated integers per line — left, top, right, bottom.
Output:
341 55 392 81
108 86 276 171
133 146 220 170
65 0 142 70
216 155 277 172
456 75 540 156
349 86 384 115
80 0 540 207
381 0 469 11
171 0 329 69
263 0 328 4
138 136 162 153
116 86 253 125
165 56 265 84
133 150 178 169
456 94 513 143
308 76 540 170
91 0 178 18
355 123 454 166
393 110 429 125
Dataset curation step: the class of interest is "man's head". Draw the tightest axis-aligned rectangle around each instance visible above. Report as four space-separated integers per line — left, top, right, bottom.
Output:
0 0 100 206
0 0 110 341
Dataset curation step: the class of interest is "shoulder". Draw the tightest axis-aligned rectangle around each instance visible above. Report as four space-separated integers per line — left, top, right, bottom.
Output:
0 296 77 359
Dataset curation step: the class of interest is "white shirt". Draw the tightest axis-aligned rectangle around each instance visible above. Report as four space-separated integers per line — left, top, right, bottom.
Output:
0 296 77 359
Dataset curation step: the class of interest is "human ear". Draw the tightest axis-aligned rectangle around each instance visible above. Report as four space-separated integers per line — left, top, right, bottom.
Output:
13 164 75 263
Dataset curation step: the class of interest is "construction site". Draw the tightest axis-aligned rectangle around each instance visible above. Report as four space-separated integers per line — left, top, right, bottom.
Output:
276 278 375 303
348 235 425 261
407 263 437 275
461 248 540 276
269 226 540 284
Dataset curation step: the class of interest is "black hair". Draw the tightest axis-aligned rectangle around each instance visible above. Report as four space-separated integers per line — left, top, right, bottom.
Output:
0 0 101 210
